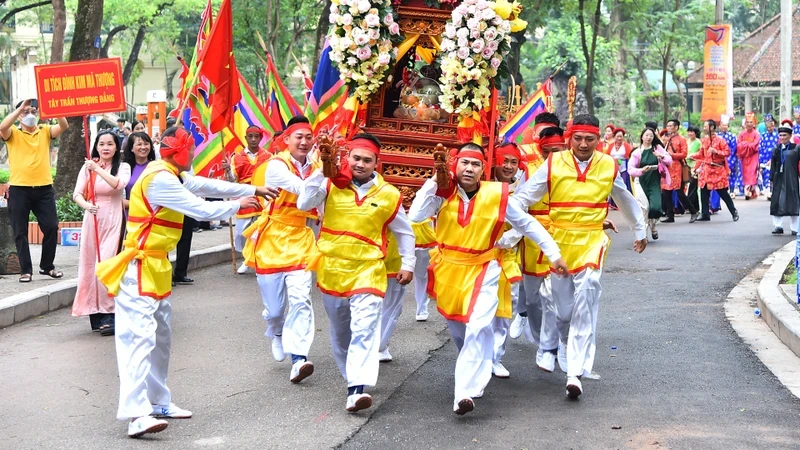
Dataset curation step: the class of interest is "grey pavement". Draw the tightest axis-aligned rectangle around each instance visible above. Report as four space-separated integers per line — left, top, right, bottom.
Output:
1 198 799 449
0 224 233 298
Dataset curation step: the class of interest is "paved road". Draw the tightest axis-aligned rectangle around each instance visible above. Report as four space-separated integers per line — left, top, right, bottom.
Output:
1 199 799 449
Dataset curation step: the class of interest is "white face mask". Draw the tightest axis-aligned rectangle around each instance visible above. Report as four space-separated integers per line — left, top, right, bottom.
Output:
21 114 38 127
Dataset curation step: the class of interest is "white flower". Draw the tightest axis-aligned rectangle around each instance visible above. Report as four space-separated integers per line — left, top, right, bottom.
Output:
500 21 511 33
456 36 468 48
377 52 390 65
490 57 501 69
481 8 496 21
357 0 371 13
471 38 485 53
455 4 468 15
484 27 498 41
457 47 471 60
476 0 488 9
368 28 379 40
341 13 353 25
467 17 480 30
339 35 353 48
354 33 370 46
467 5 476 14
365 13 380 27
456 27 469 39
330 3 339 13
464 58 475 68
465 0 477 4
441 39 456 52
347 56 358 65
445 23 457 38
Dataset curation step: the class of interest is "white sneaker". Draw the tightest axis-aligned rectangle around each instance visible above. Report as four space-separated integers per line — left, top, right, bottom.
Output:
237 262 249 274
151 403 192 419
566 376 583 399
537 351 556 373
492 362 510 378
128 416 168 438
509 314 524 339
378 348 393 362
415 311 429 322
272 336 285 362
557 341 568 373
290 360 314 383
346 393 372 412
453 397 475 415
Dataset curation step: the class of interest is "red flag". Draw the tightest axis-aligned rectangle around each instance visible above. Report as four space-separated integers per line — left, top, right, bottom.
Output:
168 56 191 118
196 0 241 133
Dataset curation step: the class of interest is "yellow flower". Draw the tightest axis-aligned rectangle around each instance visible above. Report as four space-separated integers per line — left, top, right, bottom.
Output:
510 17 527 32
494 0 512 20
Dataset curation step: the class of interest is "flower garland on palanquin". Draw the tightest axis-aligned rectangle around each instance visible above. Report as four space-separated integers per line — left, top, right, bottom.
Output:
328 0 404 103
438 0 526 140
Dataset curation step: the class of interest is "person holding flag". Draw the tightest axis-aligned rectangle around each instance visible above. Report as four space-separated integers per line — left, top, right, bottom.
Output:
95 127 279 438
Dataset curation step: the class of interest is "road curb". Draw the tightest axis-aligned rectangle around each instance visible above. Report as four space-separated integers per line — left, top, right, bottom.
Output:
0 244 236 329
756 241 800 358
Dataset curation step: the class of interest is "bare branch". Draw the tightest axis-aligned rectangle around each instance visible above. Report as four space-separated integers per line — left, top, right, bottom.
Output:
0 1 50 27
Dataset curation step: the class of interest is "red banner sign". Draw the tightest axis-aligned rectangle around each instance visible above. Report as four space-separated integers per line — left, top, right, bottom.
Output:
34 58 126 118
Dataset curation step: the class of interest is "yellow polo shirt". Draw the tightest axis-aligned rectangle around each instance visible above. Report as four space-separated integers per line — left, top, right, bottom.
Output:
7 124 53 186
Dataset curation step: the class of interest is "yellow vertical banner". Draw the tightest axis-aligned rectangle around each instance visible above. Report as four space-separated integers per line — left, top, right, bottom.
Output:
700 24 734 122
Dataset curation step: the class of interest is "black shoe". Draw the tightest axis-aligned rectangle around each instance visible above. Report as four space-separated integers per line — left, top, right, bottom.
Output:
696 216 711 222
660 218 675 223
772 227 784 235
192 227 202 233
689 213 699 223
732 211 739 222
172 276 194 284
209 224 223 231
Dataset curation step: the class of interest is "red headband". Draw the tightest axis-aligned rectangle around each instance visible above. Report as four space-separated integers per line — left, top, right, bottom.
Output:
246 125 264 135
565 124 601 141
348 137 380 157
613 127 626 136
538 135 566 148
456 149 486 164
495 143 522 165
160 128 193 167
283 122 312 138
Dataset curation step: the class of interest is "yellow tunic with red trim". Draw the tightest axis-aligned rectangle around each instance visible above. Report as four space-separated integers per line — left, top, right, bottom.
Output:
521 153 553 277
95 160 184 299
242 150 320 274
233 149 270 218
548 150 617 273
412 218 437 249
427 181 508 323
385 233 401 278
310 174 402 298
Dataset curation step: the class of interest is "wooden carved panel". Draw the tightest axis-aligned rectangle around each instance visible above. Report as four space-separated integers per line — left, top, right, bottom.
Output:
400 123 432 134
382 163 433 180
397 18 445 36
432 126 457 138
381 144 408 155
398 185 418 208
370 119 399 131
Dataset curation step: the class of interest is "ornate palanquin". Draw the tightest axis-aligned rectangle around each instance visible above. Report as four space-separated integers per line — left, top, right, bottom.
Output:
362 2 464 202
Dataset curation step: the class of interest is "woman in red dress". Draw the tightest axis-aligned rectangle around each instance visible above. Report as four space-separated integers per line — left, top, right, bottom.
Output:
691 119 739 222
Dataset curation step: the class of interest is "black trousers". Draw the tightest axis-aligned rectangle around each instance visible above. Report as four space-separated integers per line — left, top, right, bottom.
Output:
686 177 700 214
700 187 736 218
662 186 697 218
174 216 196 278
8 185 59 275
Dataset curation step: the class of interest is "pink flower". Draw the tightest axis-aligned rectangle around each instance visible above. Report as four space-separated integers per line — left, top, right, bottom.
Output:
368 28 379 40
377 52 391 65
470 29 481 39
464 57 475 68
487 39 499 51
457 47 471 60
481 46 494 59
356 46 372 61
341 14 353 25
471 38 485 53
383 14 394 25
464 0 477 4
484 27 498 41
354 33 370 46
365 13 380 27
457 37 469 48
490 57 501 69
441 39 456 52
389 22 400 34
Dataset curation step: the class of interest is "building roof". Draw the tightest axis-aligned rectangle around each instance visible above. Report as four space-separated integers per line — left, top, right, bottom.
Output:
687 7 800 87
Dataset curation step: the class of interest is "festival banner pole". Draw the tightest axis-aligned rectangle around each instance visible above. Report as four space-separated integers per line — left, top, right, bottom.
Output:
486 82 499 180
220 129 238 275
84 115 101 264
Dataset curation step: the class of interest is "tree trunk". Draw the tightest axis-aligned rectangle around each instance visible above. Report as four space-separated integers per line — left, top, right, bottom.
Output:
122 26 147 85
50 0 66 63
553 73 588 123
100 25 128 58
312 0 333 76
53 0 104 199
661 0 680 126
0 206 20 275
506 30 526 89
578 0 602 115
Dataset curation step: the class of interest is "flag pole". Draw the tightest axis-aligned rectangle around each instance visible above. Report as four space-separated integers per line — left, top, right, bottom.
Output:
221 128 238 275
486 81 499 180
175 60 204 127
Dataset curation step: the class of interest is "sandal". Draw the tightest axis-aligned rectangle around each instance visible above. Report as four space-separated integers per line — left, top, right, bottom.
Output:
98 324 115 336
39 269 64 279
19 274 32 283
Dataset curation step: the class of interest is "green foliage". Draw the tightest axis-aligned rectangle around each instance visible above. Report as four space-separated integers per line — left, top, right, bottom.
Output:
56 195 85 222
0 168 8 184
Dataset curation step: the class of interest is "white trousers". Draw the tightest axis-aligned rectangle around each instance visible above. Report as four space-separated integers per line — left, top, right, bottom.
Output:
524 275 560 351
446 261 500 407
322 293 382 387
257 270 314 357
380 278 406 352
550 268 602 378
234 216 256 252
413 248 431 315
114 263 172 420
492 281 519 365
772 215 798 232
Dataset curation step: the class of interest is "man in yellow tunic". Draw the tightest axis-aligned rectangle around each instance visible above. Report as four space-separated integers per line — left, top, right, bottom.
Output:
242 117 320 384
409 142 568 415
509 114 647 399
410 211 436 321
95 127 278 438
297 133 415 413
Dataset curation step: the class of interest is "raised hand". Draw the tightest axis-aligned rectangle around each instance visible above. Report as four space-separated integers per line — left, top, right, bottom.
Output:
318 131 338 179
433 143 450 190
